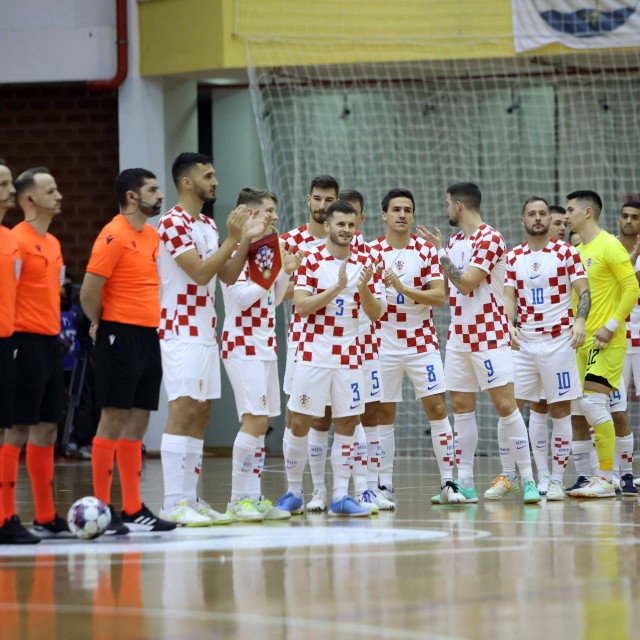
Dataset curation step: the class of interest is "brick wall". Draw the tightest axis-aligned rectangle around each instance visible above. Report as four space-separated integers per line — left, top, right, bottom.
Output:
0 82 119 280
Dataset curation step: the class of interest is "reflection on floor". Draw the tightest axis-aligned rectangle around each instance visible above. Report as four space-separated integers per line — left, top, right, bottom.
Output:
1 457 640 639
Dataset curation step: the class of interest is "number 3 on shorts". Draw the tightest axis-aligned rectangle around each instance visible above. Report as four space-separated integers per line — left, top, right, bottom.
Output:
351 382 360 402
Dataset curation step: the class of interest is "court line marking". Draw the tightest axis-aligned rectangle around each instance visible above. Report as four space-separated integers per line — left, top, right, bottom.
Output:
0 602 464 640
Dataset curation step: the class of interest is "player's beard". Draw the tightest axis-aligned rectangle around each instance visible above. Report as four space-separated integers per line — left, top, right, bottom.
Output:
525 222 549 236
311 209 326 225
621 227 639 237
194 183 216 204
330 229 352 246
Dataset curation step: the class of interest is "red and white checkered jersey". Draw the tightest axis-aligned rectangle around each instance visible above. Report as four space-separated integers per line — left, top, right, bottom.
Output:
294 246 379 369
505 239 587 342
368 235 443 355
626 255 640 353
358 243 384 360
220 265 279 361
280 224 366 348
446 223 509 352
158 206 220 343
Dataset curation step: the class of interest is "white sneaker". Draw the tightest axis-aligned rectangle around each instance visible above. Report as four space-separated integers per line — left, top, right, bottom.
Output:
355 490 379 514
191 498 234 525
254 497 291 520
369 487 396 510
160 500 213 527
378 486 397 506
536 473 551 496
439 480 467 504
226 498 264 522
570 476 616 498
545 479 565 501
484 476 520 500
306 489 328 513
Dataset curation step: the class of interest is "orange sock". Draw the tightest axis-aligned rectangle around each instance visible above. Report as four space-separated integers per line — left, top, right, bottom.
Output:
116 439 143 515
1 444 21 519
92 436 117 505
26 443 56 524
0 445 5 525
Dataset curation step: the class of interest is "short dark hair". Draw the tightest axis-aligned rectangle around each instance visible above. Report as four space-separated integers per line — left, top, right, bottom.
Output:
521 196 549 216
622 201 640 212
381 188 415 213
325 200 356 222
15 166 51 201
338 189 364 211
309 175 339 196
549 204 566 215
115 168 156 207
172 152 214 187
236 187 278 207
566 190 603 217
447 182 482 211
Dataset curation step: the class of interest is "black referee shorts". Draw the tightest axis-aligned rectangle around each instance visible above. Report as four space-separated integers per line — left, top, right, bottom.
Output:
12 332 64 426
95 321 162 411
0 336 16 429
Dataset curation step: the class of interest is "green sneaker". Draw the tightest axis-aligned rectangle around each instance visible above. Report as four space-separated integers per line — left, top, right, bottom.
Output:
522 479 542 504
431 481 478 504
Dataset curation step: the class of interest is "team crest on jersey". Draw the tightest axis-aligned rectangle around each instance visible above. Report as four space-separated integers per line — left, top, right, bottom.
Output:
586 257 593 268
394 260 404 272
260 395 267 409
531 262 541 276
299 394 310 408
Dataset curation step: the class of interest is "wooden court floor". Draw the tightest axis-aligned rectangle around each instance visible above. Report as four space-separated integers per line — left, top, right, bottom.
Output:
1 456 640 640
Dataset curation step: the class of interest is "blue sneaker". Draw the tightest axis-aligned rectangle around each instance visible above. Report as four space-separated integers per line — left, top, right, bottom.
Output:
620 473 639 499
275 491 304 515
565 475 589 496
328 495 371 517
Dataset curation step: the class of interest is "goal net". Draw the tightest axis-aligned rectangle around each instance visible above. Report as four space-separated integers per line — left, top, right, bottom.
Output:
235 1 640 456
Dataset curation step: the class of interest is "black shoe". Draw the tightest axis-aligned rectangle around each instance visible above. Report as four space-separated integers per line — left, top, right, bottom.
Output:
103 505 130 536
121 503 177 532
565 475 589 495
32 513 74 539
0 515 41 544
620 473 639 499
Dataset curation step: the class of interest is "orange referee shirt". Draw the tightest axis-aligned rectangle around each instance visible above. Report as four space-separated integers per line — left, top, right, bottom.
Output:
0 225 21 338
12 221 64 336
86 214 160 328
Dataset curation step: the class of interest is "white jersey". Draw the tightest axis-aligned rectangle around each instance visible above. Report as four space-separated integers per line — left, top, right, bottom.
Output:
369 234 442 355
505 239 586 342
358 243 384 361
158 206 219 344
446 223 509 353
626 255 640 354
294 246 378 369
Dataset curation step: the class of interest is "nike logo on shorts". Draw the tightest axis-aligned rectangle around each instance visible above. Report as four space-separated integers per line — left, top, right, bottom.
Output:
487 377 497 384
558 390 570 396
427 384 438 391
349 404 360 410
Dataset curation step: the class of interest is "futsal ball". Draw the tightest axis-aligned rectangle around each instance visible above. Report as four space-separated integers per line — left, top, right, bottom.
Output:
67 496 111 539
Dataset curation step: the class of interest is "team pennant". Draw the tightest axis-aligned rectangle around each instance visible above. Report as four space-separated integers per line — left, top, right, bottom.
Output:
248 231 282 290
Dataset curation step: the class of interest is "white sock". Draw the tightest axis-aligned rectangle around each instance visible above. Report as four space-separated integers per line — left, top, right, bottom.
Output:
497 419 517 480
378 424 395 488
528 410 550 479
183 437 204 504
246 434 266 500
331 433 354 501
364 425 381 491
588 427 600 476
453 412 478 487
502 409 534 482
285 433 307 497
550 416 571 482
430 417 454 484
282 426 291 458
308 428 329 493
231 432 260 501
352 422 368 493
616 434 634 476
572 440 592 477
161 433 188 510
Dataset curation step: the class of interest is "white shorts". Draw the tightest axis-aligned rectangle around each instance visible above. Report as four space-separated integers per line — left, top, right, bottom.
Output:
160 340 221 402
379 351 446 403
623 352 640 396
223 356 281 421
445 345 513 392
287 365 364 418
362 358 383 403
609 375 627 413
513 336 582 403
283 346 296 396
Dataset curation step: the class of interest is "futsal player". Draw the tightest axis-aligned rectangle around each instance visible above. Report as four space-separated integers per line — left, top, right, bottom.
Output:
420 182 541 504
157 153 265 526
81 168 176 533
498 196 589 501
1 167 72 537
277 201 381 516
370 189 463 505
222 187 302 521
564 191 639 498
549 205 568 241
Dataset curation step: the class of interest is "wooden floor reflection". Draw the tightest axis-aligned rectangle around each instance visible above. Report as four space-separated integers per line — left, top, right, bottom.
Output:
2 457 640 639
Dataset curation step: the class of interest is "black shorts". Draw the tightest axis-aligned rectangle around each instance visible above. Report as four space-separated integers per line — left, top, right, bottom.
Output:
95 321 162 411
0 336 16 429
13 332 64 425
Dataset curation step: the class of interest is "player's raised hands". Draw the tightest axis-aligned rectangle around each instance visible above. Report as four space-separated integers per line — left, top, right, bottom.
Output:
384 268 404 293
243 208 270 241
336 259 348 291
357 265 373 292
629 233 640 268
283 246 303 275
416 225 443 251
227 205 250 242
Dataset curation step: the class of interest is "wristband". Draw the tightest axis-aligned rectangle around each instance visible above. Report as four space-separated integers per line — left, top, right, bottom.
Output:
604 318 620 332
437 248 447 260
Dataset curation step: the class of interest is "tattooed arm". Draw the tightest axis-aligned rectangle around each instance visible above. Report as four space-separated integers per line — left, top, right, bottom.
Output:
570 278 589 349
